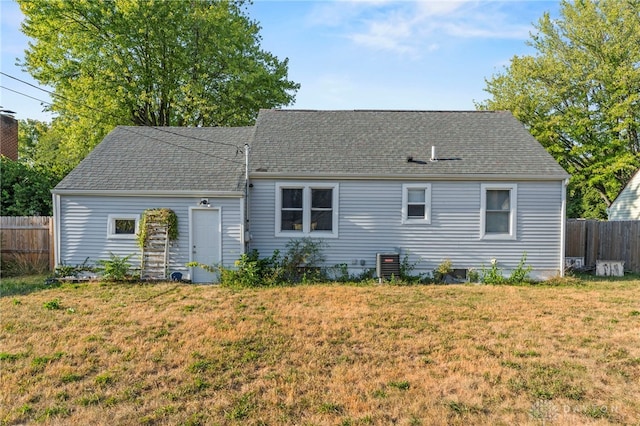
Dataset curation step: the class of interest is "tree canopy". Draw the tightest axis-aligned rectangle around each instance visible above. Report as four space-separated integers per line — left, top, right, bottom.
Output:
18 0 299 171
1 156 58 216
478 0 640 218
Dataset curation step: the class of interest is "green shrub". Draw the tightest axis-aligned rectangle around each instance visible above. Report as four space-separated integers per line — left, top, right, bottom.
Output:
481 253 532 285
188 238 328 287
508 253 533 283
281 237 326 283
54 258 95 278
434 259 453 283
481 259 505 284
96 253 136 282
399 253 428 283
327 263 376 283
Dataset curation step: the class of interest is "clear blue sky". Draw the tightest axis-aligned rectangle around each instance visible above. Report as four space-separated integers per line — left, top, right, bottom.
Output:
0 0 559 122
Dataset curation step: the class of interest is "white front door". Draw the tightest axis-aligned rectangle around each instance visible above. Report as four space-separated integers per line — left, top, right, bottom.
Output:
190 208 221 283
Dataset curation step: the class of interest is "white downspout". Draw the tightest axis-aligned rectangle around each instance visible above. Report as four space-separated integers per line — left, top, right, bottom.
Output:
560 178 568 277
244 143 250 252
52 192 61 266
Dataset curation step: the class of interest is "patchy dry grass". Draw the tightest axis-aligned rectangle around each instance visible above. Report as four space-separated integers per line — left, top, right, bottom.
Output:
1 278 639 425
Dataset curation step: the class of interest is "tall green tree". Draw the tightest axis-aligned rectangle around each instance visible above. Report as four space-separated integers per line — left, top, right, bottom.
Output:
478 0 640 218
18 0 299 168
1 157 58 216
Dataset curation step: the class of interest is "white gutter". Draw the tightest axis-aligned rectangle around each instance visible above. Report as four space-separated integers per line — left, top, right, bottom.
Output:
51 189 244 197
249 172 570 182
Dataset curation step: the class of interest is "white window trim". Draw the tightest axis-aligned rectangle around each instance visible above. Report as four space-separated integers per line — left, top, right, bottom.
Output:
402 183 432 224
107 214 139 239
480 183 517 240
275 182 339 238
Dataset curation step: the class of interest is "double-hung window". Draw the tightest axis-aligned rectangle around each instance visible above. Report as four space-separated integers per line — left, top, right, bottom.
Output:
402 184 431 224
481 184 517 239
276 183 339 237
107 214 139 239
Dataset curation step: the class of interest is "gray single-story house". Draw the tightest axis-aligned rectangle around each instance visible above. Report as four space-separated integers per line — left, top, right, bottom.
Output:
53 109 570 282
607 168 640 220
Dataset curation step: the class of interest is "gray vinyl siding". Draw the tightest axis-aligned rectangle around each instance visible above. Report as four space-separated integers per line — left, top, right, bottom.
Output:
58 195 243 278
249 179 564 279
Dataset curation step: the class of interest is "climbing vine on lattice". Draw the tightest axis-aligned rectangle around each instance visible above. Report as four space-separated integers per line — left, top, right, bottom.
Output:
136 208 179 248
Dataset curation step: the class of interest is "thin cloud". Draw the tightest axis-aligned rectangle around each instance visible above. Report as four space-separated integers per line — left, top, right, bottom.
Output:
309 1 538 56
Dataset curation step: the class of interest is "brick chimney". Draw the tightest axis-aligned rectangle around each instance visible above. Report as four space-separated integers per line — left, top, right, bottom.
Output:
0 112 19 161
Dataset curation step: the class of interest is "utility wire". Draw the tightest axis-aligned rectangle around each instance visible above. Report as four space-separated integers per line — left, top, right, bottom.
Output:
1 73 249 162
1 71 106 116
0 85 51 105
119 126 245 165
1 71 246 150
1 72 55 96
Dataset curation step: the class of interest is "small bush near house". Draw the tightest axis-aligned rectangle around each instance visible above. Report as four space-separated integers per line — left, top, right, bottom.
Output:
508 253 533 284
96 253 136 282
392 253 429 284
481 253 532 285
327 263 376 283
189 237 328 287
481 258 505 284
434 259 453 283
53 258 95 279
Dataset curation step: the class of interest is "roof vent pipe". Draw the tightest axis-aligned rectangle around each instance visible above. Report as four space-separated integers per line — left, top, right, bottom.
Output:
430 146 438 162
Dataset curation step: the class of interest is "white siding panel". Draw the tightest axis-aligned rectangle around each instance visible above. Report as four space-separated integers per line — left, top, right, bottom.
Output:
608 172 640 220
59 196 243 276
249 179 564 278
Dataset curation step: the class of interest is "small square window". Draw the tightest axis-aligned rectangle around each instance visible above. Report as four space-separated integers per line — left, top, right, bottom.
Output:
114 219 136 235
107 214 139 239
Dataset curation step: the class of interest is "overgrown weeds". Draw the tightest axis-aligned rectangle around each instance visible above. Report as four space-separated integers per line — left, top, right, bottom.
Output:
0 252 50 277
189 237 328 287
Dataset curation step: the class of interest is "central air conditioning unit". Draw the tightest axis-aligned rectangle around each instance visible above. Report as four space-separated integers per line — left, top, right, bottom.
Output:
376 253 400 281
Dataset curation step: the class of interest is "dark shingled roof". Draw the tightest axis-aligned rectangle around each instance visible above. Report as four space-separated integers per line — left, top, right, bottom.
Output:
250 109 569 178
55 110 569 193
55 126 253 192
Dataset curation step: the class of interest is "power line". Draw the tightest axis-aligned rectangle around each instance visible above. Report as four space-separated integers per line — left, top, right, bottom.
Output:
1 71 54 97
2 71 245 150
1 71 113 116
1 78 248 165
120 126 245 166
0 85 51 106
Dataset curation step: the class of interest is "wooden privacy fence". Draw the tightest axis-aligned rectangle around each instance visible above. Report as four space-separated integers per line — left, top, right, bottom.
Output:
566 219 640 273
0 216 54 273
